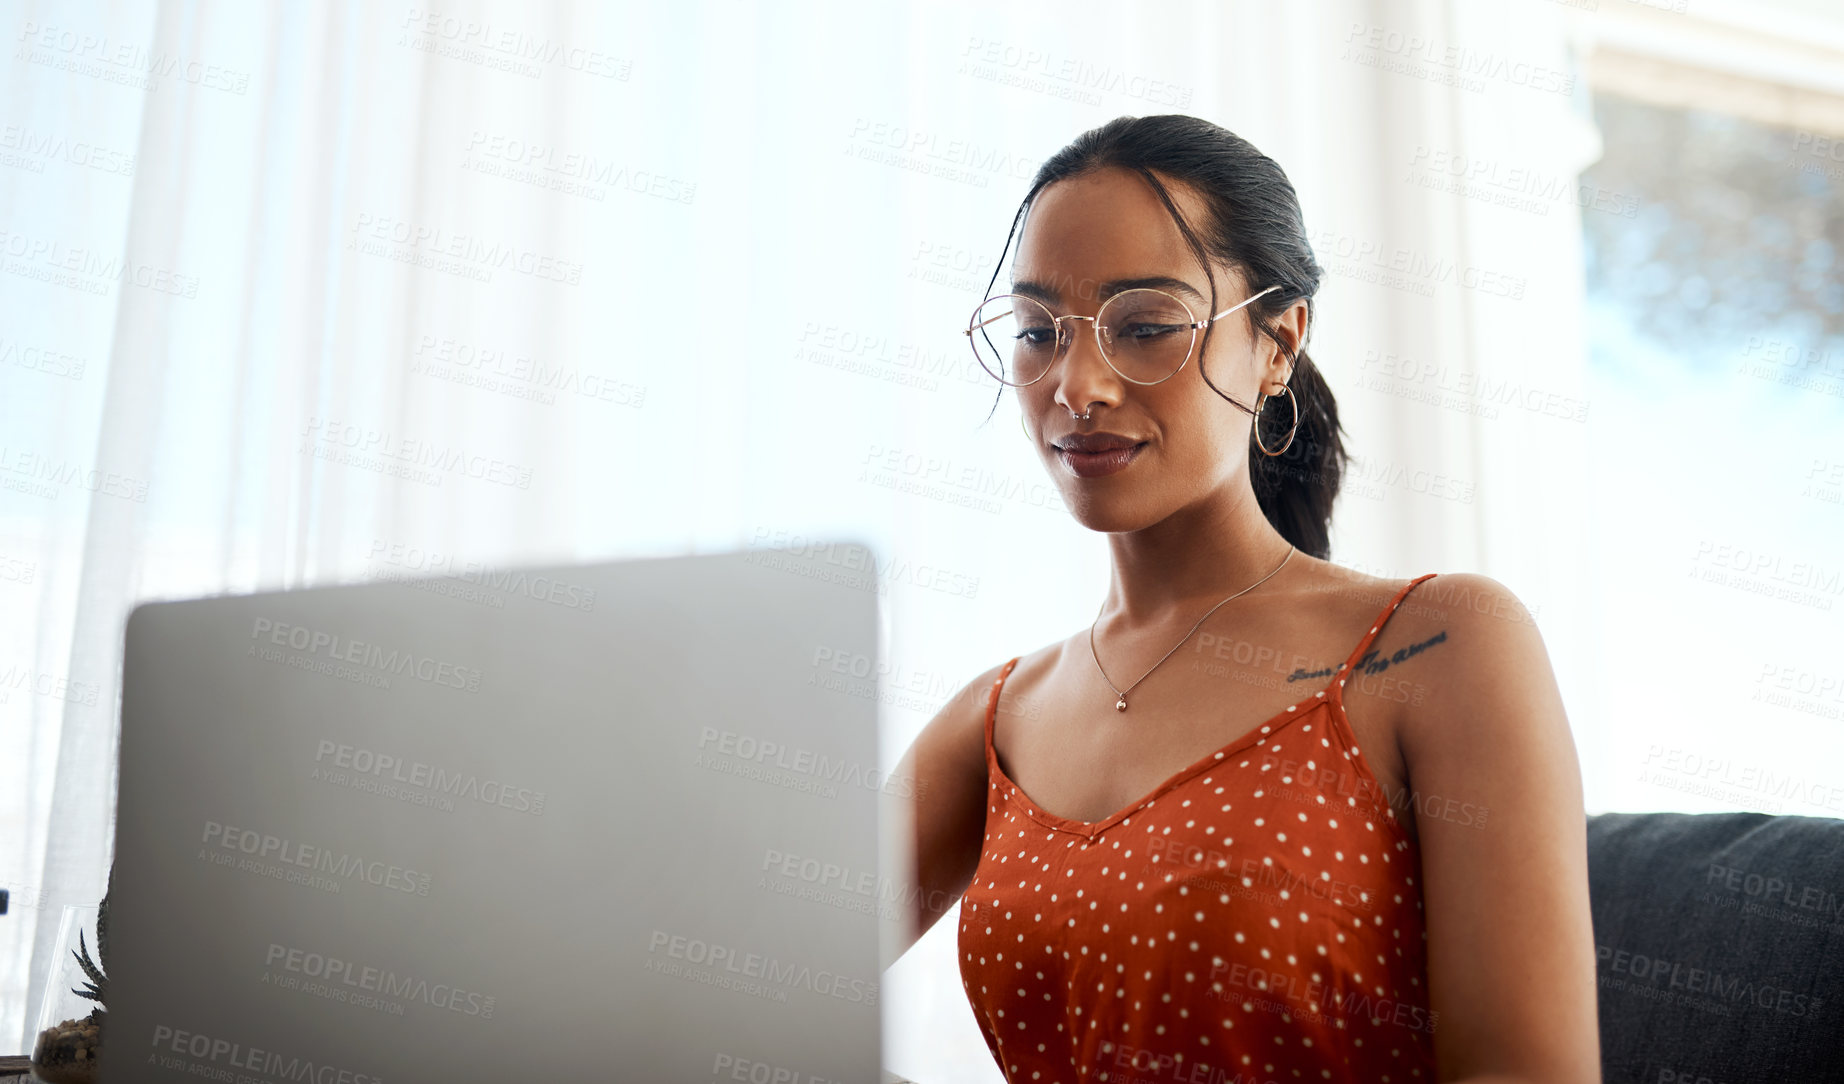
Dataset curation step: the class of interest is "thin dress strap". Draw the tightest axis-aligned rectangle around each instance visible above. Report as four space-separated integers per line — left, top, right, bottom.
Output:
985 656 1022 755
1327 573 1440 704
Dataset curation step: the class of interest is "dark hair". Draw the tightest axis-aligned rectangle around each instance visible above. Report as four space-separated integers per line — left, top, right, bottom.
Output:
980 114 1346 559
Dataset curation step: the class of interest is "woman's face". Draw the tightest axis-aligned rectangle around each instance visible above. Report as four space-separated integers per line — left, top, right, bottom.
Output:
1008 166 1297 533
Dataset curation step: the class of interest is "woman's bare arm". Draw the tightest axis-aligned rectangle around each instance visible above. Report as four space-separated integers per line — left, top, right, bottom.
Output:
890 661 1009 960
1397 573 1601 1083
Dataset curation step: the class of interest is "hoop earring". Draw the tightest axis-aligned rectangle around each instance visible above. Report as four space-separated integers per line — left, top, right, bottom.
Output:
1020 413 1031 440
1252 385 1299 457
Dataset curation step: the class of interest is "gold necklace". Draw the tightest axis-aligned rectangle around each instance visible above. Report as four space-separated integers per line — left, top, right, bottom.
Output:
1089 544 1295 712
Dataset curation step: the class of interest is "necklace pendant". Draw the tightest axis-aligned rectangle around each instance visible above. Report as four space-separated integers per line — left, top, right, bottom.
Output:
1115 697 1128 712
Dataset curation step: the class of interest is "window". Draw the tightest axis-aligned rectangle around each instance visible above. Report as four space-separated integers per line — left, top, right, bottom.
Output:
1580 12 1844 815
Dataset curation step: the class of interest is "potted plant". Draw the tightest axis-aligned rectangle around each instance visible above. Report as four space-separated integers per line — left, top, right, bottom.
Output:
30 889 108 1084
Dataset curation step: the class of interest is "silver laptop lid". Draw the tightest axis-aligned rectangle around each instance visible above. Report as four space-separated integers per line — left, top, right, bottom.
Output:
99 543 885 1082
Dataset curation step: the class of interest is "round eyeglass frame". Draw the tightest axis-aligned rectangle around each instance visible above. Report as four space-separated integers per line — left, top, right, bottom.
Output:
963 283 1281 388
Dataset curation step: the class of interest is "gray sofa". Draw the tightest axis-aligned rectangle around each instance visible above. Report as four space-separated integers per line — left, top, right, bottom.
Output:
1588 811 1844 1083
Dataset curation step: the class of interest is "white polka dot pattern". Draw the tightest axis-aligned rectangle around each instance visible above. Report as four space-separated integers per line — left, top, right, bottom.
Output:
957 574 1442 1082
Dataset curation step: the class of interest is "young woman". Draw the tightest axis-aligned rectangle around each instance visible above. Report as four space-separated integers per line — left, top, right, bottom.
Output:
893 115 1599 1083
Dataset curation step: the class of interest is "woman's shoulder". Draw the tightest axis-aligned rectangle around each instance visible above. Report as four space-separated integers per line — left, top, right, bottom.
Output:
1286 556 1433 625
1295 560 1534 629
1328 567 1555 735
1290 562 1546 692
940 639 1063 733
1348 568 1540 648
981 635 1074 707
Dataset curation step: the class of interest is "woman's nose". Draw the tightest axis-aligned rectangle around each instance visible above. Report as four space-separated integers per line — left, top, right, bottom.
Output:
1051 316 1119 410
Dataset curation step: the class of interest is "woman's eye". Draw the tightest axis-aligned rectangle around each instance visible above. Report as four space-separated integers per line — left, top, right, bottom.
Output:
1017 328 1056 347
1120 321 1182 340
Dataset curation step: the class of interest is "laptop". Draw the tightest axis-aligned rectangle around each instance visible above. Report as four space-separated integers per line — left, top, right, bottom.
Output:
98 543 891 1082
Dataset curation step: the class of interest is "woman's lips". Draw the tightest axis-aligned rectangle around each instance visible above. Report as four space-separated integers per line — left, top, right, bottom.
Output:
1057 442 1147 478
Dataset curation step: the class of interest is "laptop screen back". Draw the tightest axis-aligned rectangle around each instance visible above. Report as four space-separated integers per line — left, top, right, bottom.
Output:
99 543 885 1081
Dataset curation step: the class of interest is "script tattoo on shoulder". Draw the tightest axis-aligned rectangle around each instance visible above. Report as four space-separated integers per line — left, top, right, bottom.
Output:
1351 630 1448 677
1284 629 1450 683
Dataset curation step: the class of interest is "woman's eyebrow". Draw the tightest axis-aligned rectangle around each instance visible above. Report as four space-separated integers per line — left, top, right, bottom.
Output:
1010 275 1208 306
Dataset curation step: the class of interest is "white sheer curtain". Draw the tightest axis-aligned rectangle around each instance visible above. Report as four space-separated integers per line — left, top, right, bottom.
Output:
0 1 1595 1075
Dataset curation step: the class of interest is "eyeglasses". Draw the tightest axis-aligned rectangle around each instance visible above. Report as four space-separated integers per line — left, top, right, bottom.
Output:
964 283 1281 388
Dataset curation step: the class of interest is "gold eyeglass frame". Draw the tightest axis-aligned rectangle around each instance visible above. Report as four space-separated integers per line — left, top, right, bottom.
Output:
963 283 1282 389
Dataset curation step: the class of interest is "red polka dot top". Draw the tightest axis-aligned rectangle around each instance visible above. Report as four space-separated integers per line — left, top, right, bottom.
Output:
959 574 1441 1084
